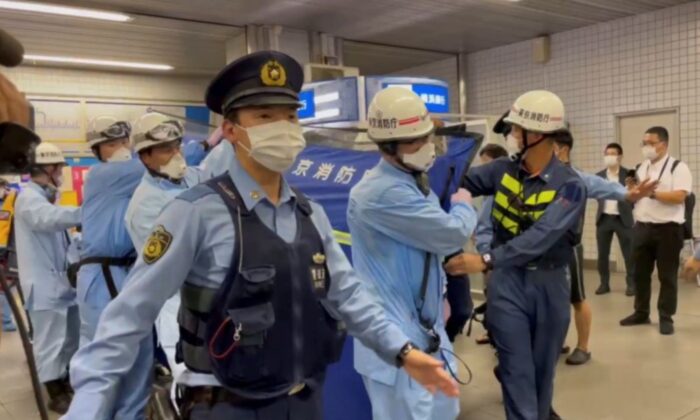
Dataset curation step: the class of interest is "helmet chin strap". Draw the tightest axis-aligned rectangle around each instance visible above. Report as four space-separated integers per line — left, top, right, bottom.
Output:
514 128 547 162
146 166 183 185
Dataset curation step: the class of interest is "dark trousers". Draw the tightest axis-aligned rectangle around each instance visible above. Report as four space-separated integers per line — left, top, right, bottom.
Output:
596 214 634 289
445 274 473 342
632 222 684 320
187 387 322 420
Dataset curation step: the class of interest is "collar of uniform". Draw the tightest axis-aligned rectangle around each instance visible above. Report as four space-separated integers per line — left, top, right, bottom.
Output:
146 170 188 191
519 155 559 184
26 181 50 198
377 158 415 182
227 155 296 210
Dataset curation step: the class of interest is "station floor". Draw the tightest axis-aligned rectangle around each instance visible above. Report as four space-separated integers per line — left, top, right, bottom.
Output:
1 270 700 420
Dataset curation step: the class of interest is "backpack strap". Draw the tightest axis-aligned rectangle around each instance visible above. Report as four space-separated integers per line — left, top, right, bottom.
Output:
671 159 681 173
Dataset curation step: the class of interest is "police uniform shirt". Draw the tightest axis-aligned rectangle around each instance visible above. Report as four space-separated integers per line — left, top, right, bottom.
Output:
634 154 692 224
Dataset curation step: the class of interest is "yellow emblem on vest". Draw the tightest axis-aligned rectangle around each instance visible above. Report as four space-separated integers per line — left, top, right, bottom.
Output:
260 60 287 87
312 253 326 265
143 225 173 265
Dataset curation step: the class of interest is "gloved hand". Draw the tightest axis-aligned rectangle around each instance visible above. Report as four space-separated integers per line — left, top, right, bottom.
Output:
451 188 473 206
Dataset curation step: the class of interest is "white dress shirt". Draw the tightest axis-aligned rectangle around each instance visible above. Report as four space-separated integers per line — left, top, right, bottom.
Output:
633 154 692 224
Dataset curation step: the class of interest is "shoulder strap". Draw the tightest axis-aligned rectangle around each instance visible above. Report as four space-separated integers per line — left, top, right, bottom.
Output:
418 253 434 330
290 187 313 217
671 159 681 173
206 173 249 216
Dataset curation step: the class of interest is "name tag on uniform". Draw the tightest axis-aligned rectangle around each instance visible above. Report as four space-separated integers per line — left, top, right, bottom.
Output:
310 253 327 295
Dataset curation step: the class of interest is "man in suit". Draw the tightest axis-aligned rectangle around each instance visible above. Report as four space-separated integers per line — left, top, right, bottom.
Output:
596 143 636 296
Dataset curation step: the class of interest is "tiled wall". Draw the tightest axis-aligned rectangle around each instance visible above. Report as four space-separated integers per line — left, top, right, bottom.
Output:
390 56 460 113
465 1 700 261
3 66 210 103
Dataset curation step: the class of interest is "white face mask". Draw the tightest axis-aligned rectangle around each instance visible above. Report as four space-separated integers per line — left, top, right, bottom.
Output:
642 145 658 161
236 120 306 173
505 134 523 160
107 147 132 163
160 153 187 180
604 155 619 168
402 142 436 172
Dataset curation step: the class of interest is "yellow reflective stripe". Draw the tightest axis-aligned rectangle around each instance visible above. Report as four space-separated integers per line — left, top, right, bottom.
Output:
501 173 522 195
526 210 545 220
492 208 519 235
495 191 520 217
524 190 557 205
333 230 352 246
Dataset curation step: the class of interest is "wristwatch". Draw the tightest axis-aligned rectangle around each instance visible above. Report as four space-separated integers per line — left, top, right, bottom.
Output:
396 342 418 367
482 253 494 271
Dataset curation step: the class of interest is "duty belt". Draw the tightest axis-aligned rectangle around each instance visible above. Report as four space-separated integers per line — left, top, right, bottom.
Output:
75 256 136 298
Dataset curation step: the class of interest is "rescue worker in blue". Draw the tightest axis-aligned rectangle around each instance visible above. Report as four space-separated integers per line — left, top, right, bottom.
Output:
444 90 585 420
348 87 477 420
125 112 207 383
62 51 459 420
74 116 150 418
14 142 81 414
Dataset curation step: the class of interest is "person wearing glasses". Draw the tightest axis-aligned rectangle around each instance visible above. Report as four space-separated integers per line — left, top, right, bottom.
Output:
620 127 692 336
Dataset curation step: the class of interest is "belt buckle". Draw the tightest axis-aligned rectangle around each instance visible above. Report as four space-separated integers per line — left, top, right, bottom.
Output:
288 383 305 396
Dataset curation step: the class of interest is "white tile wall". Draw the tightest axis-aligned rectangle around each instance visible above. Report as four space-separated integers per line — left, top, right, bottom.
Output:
465 1 700 261
2 66 210 103
390 56 460 113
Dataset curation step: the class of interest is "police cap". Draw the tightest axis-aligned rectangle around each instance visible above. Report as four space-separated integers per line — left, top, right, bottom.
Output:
205 50 304 116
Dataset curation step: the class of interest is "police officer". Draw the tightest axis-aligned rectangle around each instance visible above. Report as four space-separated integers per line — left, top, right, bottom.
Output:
445 90 585 420
63 51 458 420
348 87 476 420
14 142 81 414
0 178 17 332
75 116 150 418
125 112 207 382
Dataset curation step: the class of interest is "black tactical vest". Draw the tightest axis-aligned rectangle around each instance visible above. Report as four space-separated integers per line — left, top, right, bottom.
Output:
177 174 346 399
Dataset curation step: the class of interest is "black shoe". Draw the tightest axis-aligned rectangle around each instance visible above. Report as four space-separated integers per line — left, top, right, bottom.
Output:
620 312 651 326
565 348 591 365
660 319 675 335
561 345 570 354
625 287 636 297
595 285 611 295
550 407 563 420
44 380 72 414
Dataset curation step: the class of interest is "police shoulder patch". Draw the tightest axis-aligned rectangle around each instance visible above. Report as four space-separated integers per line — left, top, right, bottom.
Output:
143 225 173 264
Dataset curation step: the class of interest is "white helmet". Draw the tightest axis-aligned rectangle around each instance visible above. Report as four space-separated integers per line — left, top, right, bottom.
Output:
504 90 566 133
87 116 132 147
34 142 65 165
367 87 434 143
132 113 184 153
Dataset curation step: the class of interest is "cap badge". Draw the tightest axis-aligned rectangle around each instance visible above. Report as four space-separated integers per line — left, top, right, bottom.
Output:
260 60 287 87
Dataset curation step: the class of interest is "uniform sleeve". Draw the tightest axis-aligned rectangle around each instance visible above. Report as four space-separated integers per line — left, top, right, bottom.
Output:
16 192 80 232
475 197 494 254
310 203 410 365
673 161 693 193
578 170 627 201
86 159 144 197
356 184 477 256
463 159 503 197
125 194 161 252
64 199 203 420
490 179 586 268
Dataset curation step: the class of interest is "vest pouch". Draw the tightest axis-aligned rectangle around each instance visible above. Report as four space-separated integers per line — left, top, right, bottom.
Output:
208 303 276 384
233 266 275 306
